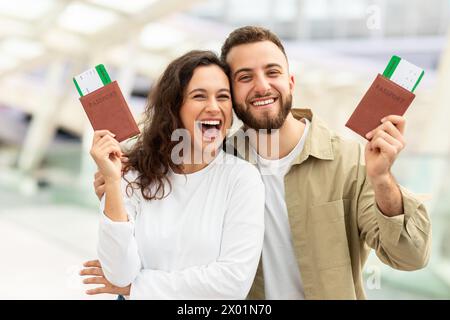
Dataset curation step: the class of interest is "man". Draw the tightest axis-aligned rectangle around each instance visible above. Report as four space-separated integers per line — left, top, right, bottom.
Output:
82 26 431 299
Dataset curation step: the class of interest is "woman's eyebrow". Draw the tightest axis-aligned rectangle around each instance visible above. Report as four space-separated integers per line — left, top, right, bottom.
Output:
188 88 230 95
188 88 207 95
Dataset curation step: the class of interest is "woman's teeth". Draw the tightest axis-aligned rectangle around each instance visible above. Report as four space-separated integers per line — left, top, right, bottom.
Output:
197 120 222 141
200 120 221 126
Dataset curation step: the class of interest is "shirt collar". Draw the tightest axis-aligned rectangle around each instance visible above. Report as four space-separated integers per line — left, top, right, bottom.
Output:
229 108 334 164
290 108 334 166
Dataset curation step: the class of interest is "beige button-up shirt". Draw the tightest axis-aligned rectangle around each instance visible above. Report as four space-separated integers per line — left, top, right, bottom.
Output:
228 108 431 299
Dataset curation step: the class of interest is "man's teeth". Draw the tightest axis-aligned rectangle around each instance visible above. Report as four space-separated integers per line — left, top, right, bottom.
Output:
200 120 221 125
252 99 275 106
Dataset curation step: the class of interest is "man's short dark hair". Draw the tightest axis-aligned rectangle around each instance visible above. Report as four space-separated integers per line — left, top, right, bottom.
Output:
220 26 287 63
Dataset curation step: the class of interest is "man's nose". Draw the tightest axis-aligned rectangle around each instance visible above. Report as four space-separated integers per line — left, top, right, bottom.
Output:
254 74 271 96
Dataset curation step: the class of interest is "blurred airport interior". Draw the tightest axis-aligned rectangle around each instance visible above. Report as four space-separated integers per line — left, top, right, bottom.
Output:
0 0 449 299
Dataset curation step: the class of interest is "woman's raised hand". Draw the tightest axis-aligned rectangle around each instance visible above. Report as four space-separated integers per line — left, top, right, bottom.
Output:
90 130 122 183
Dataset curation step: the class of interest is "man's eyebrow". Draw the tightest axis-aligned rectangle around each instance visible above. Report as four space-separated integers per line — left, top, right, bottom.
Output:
233 68 253 80
233 64 283 79
265 63 283 69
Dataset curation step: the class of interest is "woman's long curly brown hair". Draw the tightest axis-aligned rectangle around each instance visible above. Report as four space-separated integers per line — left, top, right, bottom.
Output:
124 50 228 201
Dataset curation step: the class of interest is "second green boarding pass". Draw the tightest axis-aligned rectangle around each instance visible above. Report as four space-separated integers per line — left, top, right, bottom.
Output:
382 55 424 93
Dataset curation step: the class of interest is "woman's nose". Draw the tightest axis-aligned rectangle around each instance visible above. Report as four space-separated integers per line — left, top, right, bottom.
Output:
204 99 221 112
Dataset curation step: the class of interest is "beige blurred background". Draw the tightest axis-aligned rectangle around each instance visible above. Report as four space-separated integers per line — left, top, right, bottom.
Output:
0 0 449 299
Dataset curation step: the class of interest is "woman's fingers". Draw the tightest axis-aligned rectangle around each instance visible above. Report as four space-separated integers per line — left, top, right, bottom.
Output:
94 170 102 179
92 130 115 147
98 144 122 159
95 185 105 201
91 132 119 159
120 157 129 172
93 172 105 188
93 172 106 200
92 140 122 161
95 135 120 152
95 136 122 158
93 171 106 200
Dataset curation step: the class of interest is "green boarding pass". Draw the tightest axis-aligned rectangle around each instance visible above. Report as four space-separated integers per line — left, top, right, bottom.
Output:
382 55 424 92
73 64 112 97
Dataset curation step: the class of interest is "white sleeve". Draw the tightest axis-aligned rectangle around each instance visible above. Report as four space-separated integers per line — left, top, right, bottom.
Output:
130 166 265 300
97 172 142 288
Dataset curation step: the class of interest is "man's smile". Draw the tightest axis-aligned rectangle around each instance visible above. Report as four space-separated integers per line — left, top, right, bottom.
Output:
249 97 278 109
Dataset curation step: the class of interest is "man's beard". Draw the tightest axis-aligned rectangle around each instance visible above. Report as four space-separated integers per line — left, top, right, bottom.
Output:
234 94 292 131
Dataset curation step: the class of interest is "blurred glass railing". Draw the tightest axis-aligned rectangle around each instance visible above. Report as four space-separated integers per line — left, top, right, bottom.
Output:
365 153 450 299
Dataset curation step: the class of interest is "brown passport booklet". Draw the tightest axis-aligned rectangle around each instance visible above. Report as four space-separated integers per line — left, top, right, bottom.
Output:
79 81 140 142
345 74 415 139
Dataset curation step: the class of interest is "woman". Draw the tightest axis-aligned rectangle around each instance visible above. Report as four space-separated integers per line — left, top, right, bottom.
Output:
83 50 265 299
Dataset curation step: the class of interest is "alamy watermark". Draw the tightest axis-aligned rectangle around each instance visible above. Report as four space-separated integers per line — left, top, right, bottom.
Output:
366 5 382 31
170 126 281 175
365 265 382 290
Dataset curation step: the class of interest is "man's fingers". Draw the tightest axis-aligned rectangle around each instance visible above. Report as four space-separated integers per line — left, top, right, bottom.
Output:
79 267 104 277
85 286 108 295
83 276 107 285
371 130 403 152
382 115 405 134
379 121 404 143
366 119 405 142
83 260 101 268
369 136 398 157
